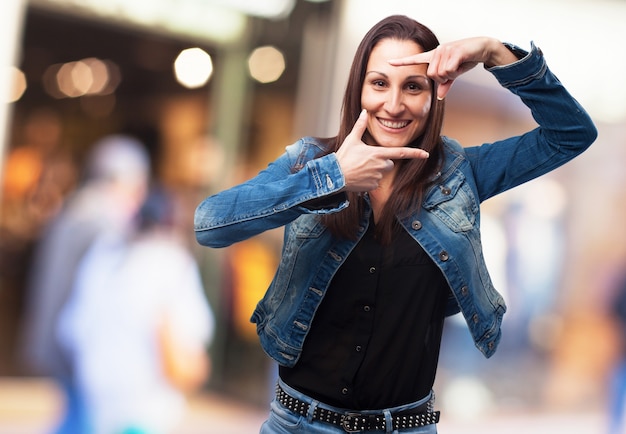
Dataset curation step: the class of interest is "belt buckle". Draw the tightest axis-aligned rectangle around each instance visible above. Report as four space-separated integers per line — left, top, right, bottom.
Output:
340 412 364 433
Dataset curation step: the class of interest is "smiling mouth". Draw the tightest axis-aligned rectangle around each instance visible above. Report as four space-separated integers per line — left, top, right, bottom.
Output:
378 118 410 129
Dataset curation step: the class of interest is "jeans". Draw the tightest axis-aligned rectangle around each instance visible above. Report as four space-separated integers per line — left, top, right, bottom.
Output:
260 380 438 434
608 360 626 434
52 377 92 434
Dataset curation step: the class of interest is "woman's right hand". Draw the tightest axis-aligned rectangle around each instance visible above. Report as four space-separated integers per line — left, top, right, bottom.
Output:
335 110 430 192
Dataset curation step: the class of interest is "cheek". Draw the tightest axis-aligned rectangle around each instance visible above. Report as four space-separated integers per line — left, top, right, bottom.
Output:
416 97 432 119
409 98 432 138
360 91 377 111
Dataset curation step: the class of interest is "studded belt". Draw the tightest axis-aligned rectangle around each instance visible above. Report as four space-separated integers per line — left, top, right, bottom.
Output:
275 384 440 432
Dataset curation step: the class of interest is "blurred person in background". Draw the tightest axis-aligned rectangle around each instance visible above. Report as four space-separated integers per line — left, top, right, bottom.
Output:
56 186 214 434
608 270 626 434
19 135 151 434
194 14 597 434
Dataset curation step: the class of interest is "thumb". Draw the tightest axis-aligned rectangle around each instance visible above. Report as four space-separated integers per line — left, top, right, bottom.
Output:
437 80 454 100
349 109 368 139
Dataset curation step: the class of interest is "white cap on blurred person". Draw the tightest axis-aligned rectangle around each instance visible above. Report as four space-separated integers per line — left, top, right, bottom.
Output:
81 134 152 230
85 135 150 184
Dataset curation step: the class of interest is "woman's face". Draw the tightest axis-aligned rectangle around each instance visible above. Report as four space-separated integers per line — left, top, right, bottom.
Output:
361 38 432 148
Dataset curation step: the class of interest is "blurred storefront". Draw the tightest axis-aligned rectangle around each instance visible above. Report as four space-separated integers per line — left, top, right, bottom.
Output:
0 0 336 405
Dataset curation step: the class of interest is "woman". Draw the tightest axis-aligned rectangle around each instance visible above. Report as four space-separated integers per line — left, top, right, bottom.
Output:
194 15 597 434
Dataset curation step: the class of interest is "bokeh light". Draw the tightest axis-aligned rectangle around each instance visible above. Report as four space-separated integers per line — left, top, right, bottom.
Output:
247 45 286 84
6 66 27 103
173 47 213 89
57 60 91 97
42 57 121 99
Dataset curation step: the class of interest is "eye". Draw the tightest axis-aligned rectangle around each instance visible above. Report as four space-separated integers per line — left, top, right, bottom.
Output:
372 79 386 88
406 81 426 92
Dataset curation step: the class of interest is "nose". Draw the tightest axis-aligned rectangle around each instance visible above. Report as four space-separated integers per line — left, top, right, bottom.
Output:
384 88 405 115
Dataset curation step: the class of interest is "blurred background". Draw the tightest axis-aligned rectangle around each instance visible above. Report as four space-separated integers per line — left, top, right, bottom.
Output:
1 0 625 433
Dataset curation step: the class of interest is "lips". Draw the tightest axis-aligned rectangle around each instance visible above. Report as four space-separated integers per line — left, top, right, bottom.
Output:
378 118 410 129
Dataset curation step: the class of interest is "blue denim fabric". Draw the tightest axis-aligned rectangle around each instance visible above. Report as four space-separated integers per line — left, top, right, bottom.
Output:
260 380 437 434
53 377 92 434
194 42 597 366
608 360 626 434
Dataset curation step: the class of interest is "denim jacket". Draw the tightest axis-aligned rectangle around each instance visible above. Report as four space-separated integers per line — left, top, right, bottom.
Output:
194 42 597 367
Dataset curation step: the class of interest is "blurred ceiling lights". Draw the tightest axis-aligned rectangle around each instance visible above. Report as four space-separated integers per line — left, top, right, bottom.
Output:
7 41 288 106
172 44 287 88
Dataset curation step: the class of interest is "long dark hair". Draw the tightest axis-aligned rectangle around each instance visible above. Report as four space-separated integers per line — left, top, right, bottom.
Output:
321 15 446 244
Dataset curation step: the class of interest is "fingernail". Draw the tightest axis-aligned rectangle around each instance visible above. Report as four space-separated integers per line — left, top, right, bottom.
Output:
437 96 444 101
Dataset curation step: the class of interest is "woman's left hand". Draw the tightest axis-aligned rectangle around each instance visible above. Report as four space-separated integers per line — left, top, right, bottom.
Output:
388 37 519 99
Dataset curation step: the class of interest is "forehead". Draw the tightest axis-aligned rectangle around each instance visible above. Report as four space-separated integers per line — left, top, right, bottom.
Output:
368 38 424 65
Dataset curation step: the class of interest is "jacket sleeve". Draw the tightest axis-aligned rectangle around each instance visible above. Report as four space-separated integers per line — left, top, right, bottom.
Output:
465 42 598 202
194 138 348 248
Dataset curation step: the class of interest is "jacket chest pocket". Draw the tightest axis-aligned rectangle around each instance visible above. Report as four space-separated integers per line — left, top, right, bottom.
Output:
423 172 478 232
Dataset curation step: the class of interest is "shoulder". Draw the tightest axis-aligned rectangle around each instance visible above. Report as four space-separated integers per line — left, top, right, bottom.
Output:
441 136 465 154
285 136 328 152
439 136 470 171
285 136 336 172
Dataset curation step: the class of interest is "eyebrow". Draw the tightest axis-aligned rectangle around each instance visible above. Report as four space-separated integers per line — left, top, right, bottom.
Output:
365 71 430 81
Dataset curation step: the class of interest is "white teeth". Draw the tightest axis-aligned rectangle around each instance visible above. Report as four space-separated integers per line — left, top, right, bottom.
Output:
379 119 409 129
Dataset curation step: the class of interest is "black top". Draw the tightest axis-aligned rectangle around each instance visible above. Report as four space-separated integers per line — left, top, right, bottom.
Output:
280 220 451 409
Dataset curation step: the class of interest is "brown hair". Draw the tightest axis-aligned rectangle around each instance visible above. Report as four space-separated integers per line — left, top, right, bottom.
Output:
322 15 446 243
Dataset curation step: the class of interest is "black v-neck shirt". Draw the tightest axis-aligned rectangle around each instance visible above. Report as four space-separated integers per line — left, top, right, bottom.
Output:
280 221 451 409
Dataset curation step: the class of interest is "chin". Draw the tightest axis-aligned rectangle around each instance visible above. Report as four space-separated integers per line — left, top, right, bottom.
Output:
374 137 412 148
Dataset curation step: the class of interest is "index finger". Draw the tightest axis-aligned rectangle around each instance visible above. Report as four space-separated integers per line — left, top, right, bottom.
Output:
388 51 433 66
377 147 430 160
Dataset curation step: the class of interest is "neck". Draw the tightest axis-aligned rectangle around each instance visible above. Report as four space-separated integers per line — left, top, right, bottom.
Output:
369 173 395 223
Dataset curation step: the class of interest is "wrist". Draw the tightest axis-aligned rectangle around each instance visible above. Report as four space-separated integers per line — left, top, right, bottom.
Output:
484 39 520 68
